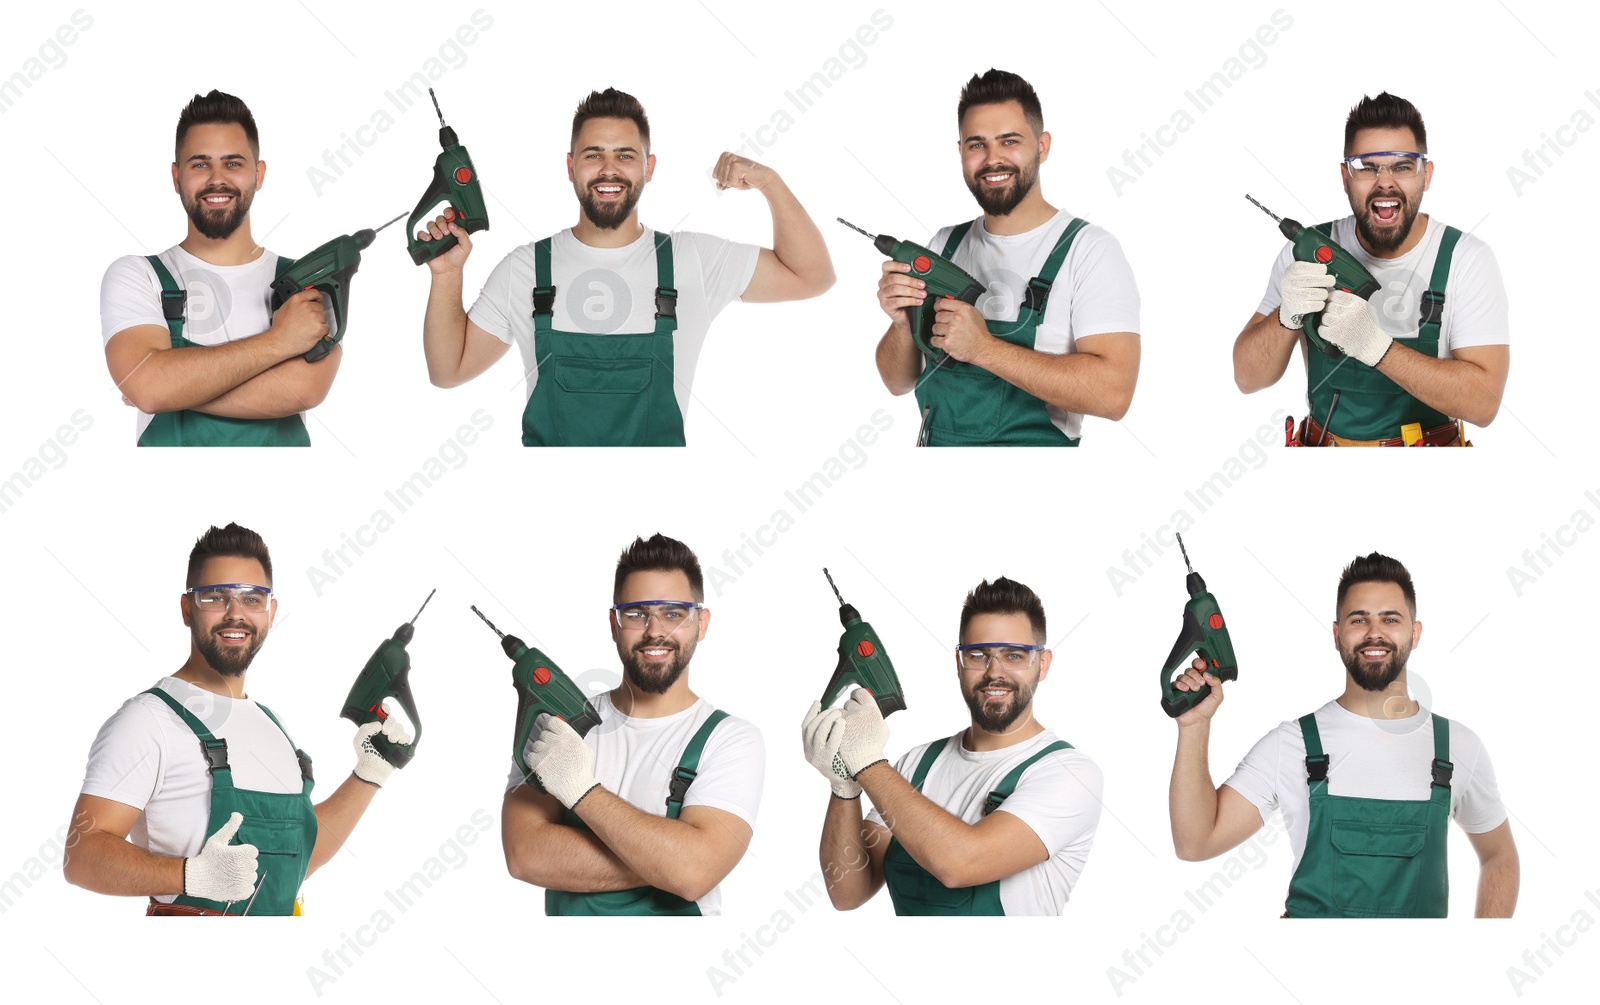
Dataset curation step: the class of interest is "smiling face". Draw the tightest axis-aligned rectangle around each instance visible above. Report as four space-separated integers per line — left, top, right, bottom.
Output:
182 555 274 677
958 611 1050 733
1334 580 1420 693
610 568 706 694
172 122 263 241
568 117 654 230
1342 125 1431 254
958 100 1048 217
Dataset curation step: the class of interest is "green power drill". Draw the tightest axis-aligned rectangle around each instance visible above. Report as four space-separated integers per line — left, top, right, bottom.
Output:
471 605 603 782
1159 535 1239 718
838 218 985 370
339 588 434 768
407 89 490 265
819 568 907 718
1246 194 1382 359
269 212 405 362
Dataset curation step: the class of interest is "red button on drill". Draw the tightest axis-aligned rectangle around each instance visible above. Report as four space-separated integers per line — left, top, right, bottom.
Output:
1315 246 1333 264
533 667 551 685
912 255 931 274
1209 614 1224 630
455 167 473 184
857 640 875 657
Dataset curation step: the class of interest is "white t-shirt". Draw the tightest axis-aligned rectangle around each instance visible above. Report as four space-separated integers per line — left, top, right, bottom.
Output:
468 227 760 424
79 676 305 905
504 691 764 916
1255 215 1509 365
1223 700 1506 878
866 730 1103 915
929 211 1142 441
100 247 295 441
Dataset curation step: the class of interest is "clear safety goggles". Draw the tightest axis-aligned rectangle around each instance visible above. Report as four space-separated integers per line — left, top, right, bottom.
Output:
611 600 704 632
955 643 1045 670
1342 151 1427 180
186 584 273 611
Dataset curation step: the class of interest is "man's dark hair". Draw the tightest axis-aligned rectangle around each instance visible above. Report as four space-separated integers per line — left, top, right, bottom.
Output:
614 533 702 602
1344 92 1427 155
1336 552 1417 619
175 90 260 162
957 69 1044 137
187 523 272 587
959 577 1046 645
572 87 651 153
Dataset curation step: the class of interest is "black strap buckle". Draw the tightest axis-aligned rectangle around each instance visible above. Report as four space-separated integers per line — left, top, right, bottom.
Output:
982 790 1006 817
1431 757 1454 790
531 286 556 316
200 738 230 773
655 287 679 320
297 749 314 783
1021 277 1053 313
160 289 187 322
666 766 697 808
1418 290 1445 326
1305 753 1329 783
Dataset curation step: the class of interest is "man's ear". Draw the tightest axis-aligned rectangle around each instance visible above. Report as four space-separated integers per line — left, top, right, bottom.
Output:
645 153 657 183
180 593 193 628
1037 130 1051 164
1037 647 1052 683
695 606 710 641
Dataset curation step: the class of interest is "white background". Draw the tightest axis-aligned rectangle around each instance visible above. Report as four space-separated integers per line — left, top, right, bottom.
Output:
1 0 1596 1001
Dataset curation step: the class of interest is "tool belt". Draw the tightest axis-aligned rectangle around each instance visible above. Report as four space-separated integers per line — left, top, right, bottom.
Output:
147 899 230 917
1297 416 1468 447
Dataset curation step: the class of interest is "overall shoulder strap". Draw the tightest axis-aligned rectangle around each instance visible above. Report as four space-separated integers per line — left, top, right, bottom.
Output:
1298 712 1329 789
1418 226 1463 339
255 701 314 783
909 736 954 791
1429 713 1453 790
940 221 975 258
145 687 231 775
982 740 1073 816
146 255 187 345
665 709 730 819
653 231 678 335
1019 217 1089 322
531 238 555 334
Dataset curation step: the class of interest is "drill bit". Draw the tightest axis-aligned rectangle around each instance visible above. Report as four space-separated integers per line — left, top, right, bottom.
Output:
471 605 505 639
1176 533 1193 574
409 589 437 625
1244 194 1280 222
837 218 874 239
823 568 845 605
429 88 447 128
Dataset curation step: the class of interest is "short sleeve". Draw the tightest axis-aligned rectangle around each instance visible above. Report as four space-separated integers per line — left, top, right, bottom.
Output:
1449 726 1507 834
1222 723 1287 824
989 752 1104 854
682 715 765 826
1443 237 1509 350
100 255 166 346
674 232 759 311
466 251 520 345
80 698 165 811
1255 243 1295 317
1061 227 1140 338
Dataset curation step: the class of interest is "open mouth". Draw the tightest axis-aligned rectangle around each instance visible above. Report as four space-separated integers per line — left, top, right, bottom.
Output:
979 170 1014 188
591 182 628 201
216 628 251 646
1359 645 1392 661
977 683 1015 701
636 644 675 662
1370 198 1401 224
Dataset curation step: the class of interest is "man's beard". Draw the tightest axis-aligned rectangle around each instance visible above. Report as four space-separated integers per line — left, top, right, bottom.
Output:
184 185 255 240
621 635 695 694
964 671 1040 733
193 619 265 677
1339 638 1410 692
579 179 642 230
1352 190 1420 254
966 156 1040 217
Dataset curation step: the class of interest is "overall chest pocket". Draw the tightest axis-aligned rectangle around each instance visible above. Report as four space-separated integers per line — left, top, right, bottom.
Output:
1329 818 1428 917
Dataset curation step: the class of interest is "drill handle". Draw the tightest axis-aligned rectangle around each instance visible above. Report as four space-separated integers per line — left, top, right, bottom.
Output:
369 664 421 768
271 263 355 363
1159 604 1239 717
407 150 490 266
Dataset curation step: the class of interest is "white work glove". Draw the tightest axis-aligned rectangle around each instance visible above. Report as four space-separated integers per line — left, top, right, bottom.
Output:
1320 289 1393 367
1277 261 1336 331
836 688 890 780
525 714 600 809
183 811 258 902
352 701 415 787
802 701 861 799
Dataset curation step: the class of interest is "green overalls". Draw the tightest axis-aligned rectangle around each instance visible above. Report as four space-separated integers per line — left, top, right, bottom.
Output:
137 255 312 447
1304 223 1462 441
146 688 318 916
523 233 684 446
545 709 728 916
1284 712 1453 918
913 218 1089 446
882 734 1073 916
